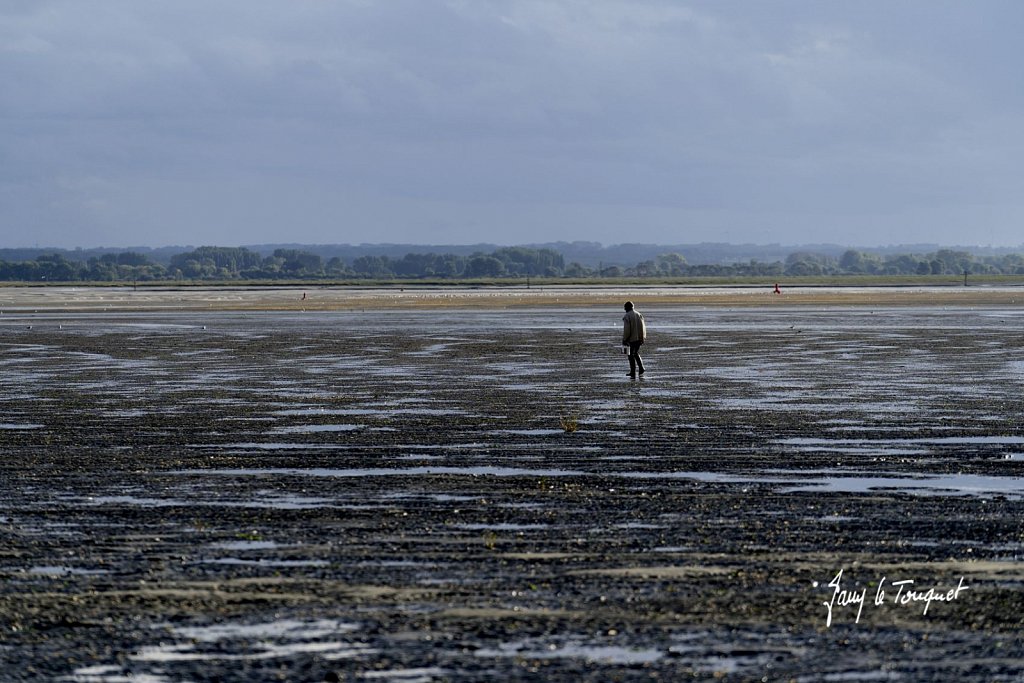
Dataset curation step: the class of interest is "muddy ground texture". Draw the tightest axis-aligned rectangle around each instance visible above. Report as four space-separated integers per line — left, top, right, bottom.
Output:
1 305 1022 682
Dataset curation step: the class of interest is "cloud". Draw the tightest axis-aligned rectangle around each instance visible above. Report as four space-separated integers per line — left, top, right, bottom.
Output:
1 0 1023 247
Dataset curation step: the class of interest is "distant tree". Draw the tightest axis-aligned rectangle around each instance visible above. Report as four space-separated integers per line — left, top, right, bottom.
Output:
351 255 394 278
934 249 972 275
253 255 284 278
883 254 924 275
998 254 1024 274
490 247 564 276
3 260 39 280
10 243 1024 282
564 262 592 278
633 260 658 277
178 259 205 278
169 247 262 277
737 259 783 276
687 264 721 276
784 259 822 277
465 255 506 278
325 257 350 277
116 252 152 267
86 258 119 281
785 251 836 276
435 254 465 278
34 253 80 281
839 249 868 273
130 264 166 281
273 249 323 277
393 252 463 277
655 252 688 276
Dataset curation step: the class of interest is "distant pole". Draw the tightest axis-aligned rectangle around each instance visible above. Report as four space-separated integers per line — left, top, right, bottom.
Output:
964 270 968 287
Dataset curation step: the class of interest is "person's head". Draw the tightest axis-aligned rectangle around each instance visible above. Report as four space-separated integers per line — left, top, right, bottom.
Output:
624 301 634 311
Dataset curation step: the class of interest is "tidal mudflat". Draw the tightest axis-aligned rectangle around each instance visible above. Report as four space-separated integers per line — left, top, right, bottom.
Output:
1 293 1022 681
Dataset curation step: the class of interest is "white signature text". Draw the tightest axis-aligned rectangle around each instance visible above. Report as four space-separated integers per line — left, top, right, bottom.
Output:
817 568 970 627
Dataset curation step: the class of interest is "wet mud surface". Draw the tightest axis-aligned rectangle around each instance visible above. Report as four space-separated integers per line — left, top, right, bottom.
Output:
1 305 1022 681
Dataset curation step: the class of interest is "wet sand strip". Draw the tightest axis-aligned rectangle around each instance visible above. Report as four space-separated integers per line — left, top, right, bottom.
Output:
2 283 1024 312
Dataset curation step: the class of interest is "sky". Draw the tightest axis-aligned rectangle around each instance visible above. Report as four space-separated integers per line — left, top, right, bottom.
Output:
2 0 1023 249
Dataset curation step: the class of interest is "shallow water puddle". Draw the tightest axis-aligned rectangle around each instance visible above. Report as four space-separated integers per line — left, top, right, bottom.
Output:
360 667 450 681
475 640 662 664
196 558 329 567
486 362 558 375
618 469 1024 498
455 523 549 531
782 436 1024 445
197 442 344 451
271 407 383 416
213 540 284 550
79 492 341 511
914 436 1024 445
173 465 590 478
84 495 186 507
63 666 169 682
221 494 339 509
101 409 151 419
29 565 109 576
719 397 926 415
126 619 372 663
494 429 567 436
778 435 1024 456
269 424 363 434
780 472 1024 498
489 382 550 391
390 453 444 461
381 492 475 502
404 342 457 356
169 466 1022 498
388 407 472 416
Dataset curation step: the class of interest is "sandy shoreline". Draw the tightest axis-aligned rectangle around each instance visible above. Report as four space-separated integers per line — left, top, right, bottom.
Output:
2 283 1024 312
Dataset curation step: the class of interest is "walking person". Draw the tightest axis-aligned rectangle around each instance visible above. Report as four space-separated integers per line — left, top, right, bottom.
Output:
622 301 646 378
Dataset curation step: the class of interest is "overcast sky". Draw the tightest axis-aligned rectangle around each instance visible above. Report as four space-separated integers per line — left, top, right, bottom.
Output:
3 1 1023 248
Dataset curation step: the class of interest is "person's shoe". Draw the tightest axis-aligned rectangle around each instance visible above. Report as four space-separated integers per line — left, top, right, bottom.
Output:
638 367 645 375
628 372 636 378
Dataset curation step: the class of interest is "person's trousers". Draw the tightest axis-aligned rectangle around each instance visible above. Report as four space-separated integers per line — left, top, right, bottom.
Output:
628 341 645 375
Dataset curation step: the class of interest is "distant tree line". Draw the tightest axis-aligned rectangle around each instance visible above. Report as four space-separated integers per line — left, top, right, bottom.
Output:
1 246 1023 282
0 246 566 281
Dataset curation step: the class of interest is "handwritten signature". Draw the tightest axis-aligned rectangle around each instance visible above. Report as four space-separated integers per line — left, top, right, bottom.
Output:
816 568 970 628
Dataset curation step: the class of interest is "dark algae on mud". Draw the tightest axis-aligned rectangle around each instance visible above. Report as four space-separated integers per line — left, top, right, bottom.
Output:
1 305 1022 681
